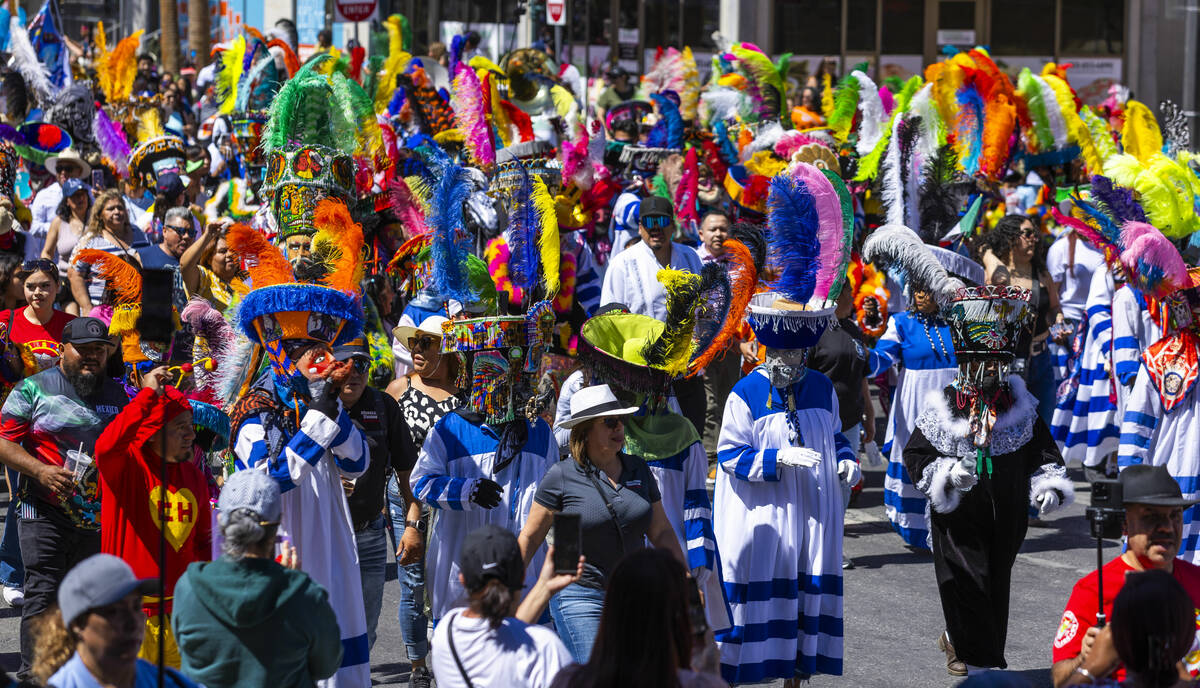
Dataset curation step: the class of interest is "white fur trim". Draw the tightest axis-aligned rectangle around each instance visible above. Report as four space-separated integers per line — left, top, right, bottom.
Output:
918 456 964 514
914 376 1038 459
1030 464 1076 514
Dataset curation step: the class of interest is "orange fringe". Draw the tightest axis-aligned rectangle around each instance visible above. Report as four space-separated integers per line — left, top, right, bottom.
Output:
72 249 141 305
313 199 365 293
688 240 756 376
226 223 294 287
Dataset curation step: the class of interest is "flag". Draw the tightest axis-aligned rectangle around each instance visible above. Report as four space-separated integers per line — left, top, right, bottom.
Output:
27 0 69 90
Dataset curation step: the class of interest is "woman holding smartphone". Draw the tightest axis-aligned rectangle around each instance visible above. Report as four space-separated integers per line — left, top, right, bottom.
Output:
517 384 686 664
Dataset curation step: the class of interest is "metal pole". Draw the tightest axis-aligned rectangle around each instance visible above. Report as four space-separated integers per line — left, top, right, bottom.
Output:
1184 0 1199 146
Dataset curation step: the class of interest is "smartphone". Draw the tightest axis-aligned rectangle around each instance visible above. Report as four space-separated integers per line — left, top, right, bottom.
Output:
552 512 581 574
91 168 104 189
687 576 708 636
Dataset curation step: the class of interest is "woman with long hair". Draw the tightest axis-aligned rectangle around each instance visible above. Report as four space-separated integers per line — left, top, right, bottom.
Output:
518 384 686 663
0 261 75 376
549 548 727 688
42 179 92 299
180 219 247 312
67 189 150 313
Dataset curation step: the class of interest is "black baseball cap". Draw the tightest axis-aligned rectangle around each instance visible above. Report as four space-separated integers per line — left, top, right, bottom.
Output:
639 195 673 221
332 337 370 363
1119 465 1200 507
61 317 113 346
459 525 525 591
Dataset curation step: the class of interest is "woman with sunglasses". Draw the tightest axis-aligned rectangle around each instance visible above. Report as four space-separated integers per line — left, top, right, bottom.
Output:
42 178 91 313
385 315 460 686
518 384 686 663
180 219 248 313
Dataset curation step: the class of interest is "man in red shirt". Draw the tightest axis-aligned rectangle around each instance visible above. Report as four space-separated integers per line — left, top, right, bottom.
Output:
95 366 212 669
1051 465 1200 686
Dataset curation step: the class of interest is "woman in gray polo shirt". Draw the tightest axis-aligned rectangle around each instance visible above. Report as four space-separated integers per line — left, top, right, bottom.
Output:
517 384 686 663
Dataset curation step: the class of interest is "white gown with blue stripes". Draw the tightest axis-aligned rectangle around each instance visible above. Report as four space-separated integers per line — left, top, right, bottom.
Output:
714 368 854 683
1118 355 1200 562
1051 270 1119 467
1111 285 1160 416
410 413 556 620
234 403 372 688
871 312 958 549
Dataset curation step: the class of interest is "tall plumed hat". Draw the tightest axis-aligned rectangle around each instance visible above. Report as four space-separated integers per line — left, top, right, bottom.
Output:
945 285 1032 362
748 162 854 350
215 30 299 170
862 224 983 308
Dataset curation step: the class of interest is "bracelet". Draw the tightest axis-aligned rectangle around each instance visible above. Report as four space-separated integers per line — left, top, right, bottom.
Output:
1073 666 1096 684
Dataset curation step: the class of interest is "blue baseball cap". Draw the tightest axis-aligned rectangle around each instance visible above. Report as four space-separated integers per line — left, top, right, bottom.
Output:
61 177 91 200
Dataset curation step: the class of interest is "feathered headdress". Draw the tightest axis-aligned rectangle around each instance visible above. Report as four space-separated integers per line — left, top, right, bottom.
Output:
1120 221 1190 300
862 224 963 308
264 54 382 158
451 62 494 168
94 23 142 105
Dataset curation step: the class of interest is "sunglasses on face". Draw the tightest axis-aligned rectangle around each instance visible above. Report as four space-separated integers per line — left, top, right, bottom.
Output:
601 416 624 429
350 357 369 374
165 223 195 237
408 335 440 351
642 215 671 230
21 258 57 273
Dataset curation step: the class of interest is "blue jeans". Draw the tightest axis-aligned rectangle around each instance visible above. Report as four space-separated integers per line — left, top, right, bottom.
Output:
355 514 387 650
386 474 429 662
0 467 24 589
549 582 605 663
1027 348 1056 425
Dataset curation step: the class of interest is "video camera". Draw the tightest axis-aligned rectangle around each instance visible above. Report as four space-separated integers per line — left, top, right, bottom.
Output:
1087 478 1124 540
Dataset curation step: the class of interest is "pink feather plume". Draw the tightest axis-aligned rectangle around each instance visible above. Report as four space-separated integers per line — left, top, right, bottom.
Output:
675 147 700 227
774 130 827 160
879 86 895 115
451 64 496 168
1120 221 1191 299
561 129 593 190
180 298 235 358
790 162 844 301
388 176 429 236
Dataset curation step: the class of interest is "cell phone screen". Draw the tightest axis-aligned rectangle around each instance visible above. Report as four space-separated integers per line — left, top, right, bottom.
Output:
552 512 581 574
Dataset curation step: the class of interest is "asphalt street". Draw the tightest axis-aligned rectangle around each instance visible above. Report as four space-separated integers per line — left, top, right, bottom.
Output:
0 464 1102 687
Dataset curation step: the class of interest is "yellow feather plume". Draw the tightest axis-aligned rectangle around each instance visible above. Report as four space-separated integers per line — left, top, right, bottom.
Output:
1081 106 1119 163
1122 100 1164 165
550 85 580 136
468 55 506 76
95 23 143 103
373 16 412 111
649 269 700 377
1102 153 1145 189
433 128 464 145
679 47 701 121
821 72 834 121
1043 74 1103 174
136 108 165 141
532 177 560 296
217 35 246 115
405 175 433 215
929 61 962 131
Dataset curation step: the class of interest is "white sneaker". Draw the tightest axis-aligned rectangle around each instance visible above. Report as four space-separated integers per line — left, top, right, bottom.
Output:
3 585 23 608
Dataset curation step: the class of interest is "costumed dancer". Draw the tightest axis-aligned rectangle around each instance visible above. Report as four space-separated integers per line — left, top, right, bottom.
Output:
714 163 857 685
225 202 372 687
862 225 986 549
903 283 1072 675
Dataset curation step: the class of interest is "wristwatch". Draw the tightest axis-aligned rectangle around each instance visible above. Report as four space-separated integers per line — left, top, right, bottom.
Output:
1073 666 1096 684
405 519 427 533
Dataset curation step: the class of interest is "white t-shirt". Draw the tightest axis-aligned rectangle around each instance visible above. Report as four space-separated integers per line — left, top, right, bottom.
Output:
1047 232 1106 321
430 609 572 688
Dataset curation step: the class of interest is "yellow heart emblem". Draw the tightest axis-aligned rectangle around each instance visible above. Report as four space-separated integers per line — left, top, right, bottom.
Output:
149 486 199 552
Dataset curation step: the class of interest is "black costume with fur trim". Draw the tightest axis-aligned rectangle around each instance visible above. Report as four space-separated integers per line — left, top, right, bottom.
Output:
903 376 1072 668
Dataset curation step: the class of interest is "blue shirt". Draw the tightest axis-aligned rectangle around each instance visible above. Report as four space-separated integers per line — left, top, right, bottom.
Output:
49 654 200 688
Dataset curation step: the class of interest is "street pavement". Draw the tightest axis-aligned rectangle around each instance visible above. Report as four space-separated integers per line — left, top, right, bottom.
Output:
0 463 1103 687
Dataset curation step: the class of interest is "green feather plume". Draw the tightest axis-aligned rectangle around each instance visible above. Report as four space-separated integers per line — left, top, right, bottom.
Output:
828 72 861 142
823 169 855 301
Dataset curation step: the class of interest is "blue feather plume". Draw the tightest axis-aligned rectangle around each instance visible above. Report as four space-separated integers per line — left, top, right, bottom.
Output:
1071 196 1124 245
1089 175 1148 224
506 161 539 289
954 85 984 176
766 174 820 303
647 92 683 149
427 163 477 303
713 121 738 165
449 35 465 75
387 86 407 117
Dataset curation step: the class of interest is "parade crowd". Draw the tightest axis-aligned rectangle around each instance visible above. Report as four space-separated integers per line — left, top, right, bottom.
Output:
0 8 1195 688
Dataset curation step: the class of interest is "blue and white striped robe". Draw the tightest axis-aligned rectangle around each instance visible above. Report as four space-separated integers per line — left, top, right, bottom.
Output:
1118 355 1200 562
234 399 371 688
714 368 853 682
871 312 958 549
1051 270 1119 468
410 413 556 621
1111 285 1160 416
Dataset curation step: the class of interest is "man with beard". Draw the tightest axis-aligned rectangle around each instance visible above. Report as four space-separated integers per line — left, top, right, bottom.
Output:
0 316 128 676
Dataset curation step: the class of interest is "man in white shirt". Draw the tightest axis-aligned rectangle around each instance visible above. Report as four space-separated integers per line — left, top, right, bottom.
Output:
28 150 88 262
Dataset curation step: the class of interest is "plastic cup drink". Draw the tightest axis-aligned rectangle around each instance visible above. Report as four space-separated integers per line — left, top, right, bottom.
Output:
64 444 93 483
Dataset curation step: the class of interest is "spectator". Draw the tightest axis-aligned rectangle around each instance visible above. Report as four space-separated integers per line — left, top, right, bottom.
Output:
41 178 91 297
94 369 212 668
0 261 75 377
31 554 198 687
0 316 126 675
139 206 196 270
142 173 192 240
549 548 728 688
180 220 247 312
172 469 343 688
694 211 742 463
1064 569 1196 687
68 189 151 313
429 525 578 688
1051 465 1200 686
28 150 90 263
1046 225 1106 382
0 253 22 310
695 211 729 263
518 384 687 662
596 66 637 123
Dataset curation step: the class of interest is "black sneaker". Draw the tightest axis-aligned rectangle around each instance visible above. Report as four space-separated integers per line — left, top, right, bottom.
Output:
410 666 433 688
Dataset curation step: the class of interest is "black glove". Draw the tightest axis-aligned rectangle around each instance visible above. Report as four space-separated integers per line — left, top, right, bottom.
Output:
308 377 340 420
470 479 503 509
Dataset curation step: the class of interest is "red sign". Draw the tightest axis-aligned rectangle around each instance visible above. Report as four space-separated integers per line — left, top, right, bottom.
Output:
546 0 566 25
335 0 377 22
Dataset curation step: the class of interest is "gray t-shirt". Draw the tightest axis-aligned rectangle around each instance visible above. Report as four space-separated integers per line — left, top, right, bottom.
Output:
534 454 661 589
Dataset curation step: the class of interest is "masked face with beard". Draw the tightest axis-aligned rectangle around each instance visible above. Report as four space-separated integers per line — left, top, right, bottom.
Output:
60 342 111 398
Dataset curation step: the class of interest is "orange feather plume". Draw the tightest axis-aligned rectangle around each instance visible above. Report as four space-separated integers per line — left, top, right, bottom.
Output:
980 94 1017 179
266 39 301 77
688 240 756 376
72 249 142 305
243 25 268 46
226 223 294 288
312 199 366 293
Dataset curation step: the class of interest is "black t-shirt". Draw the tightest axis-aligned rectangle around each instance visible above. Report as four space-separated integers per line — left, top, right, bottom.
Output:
533 453 661 590
808 318 869 432
344 387 416 527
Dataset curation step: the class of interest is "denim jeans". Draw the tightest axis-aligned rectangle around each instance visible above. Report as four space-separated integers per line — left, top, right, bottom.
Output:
386 474 429 662
548 582 606 663
1026 348 1056 425
0 467 24 589
355 514 388 650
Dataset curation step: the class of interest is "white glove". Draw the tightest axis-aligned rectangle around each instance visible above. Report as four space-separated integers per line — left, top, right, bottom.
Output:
1035 490 1061 516
776 447 822 469
862 440 884 468
949 460 978 491
837 459 862 487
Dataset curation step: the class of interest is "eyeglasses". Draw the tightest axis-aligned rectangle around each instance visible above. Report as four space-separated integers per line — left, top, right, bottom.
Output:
641 215 671 230
408 335 440 351
165 223 195 237
350 357 369 374
21 259 57 273
601 416 624 429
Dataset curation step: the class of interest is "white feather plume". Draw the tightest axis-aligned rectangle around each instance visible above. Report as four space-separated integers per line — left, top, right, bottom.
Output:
700 87 743 123
862 224 962 307
881 112 905 226
1034 75 1069 149
852 70 886 157
8 18 55 102
741 121 784 161
906 84 943 162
